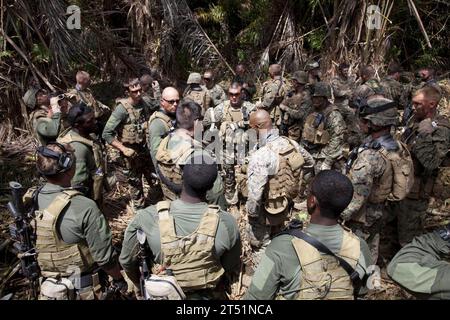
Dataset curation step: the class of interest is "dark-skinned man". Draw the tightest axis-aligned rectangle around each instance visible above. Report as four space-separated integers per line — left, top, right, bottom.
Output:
148 86 179 167
58 102 106 207
203 82 256 205
245 109 314 273
33 143 127 300
341 95 413 264
120 157 241 300
102 78 156 210
301 82 347 173
155 100 226 208
244 170 372 300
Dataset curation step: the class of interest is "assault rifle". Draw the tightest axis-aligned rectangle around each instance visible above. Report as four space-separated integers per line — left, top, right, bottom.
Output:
7 181 39 299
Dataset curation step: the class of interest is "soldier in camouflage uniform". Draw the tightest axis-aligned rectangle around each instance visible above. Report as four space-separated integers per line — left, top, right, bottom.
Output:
279 71 312 141
351 65 384 107
183 72 212 115
155 100 226 208
260 64 289 129
387 86 450 249
341 95 413 264
202 70 226 107
140 73 161 109
304 60 322 87
245 110 314 256
102 78 156 209
387 223 450 300
147 87 178 167
203 82 256 205
380 62 409 110
301 82 347 173
66 71 111 133
233 64 256 102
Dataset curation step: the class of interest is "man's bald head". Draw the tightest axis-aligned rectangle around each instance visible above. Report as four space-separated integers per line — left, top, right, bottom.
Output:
161 86 180 114
250 109 272 130
360 65 375 82
269 64 282 77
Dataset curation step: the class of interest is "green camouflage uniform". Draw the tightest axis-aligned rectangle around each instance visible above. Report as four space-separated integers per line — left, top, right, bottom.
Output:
279 89 312 141
387 115 450 247
102 99 155 209
119 199 241 299
244 223 372 300
380 76 409 110
260 76 289 128
342 134 403 263
205 83 226 107
32 110 69 145
387 227 450 299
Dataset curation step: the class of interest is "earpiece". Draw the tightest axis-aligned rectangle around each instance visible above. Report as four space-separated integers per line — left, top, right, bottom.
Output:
36 142 74 176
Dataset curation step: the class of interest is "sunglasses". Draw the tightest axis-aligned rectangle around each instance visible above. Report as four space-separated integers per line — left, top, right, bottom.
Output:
203 77 212 81
57 94 66 101
163 98 180 105
228 92 240 97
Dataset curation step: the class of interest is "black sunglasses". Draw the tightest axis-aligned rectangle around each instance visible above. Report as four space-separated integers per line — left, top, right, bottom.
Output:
163 98 180 105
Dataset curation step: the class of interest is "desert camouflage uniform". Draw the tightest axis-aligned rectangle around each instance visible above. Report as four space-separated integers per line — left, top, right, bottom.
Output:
387 115 450 248
260 76 289 128
245 131 314 271
279 89 312 141
183 86 212 115
205 83 226 107
342 134 401 263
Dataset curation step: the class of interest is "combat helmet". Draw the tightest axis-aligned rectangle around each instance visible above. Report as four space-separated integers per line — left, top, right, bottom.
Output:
304 61 320 72
358 96 398 126
187 72 202 85
292 71 308 84
312 82 332 99
22 87 41 109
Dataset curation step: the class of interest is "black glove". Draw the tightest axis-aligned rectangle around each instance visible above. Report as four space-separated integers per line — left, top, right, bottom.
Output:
112 277 128 295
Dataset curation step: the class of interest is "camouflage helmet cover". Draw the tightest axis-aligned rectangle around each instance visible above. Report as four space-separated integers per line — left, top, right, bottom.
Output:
312 82 332 98
292 71 308 84
304 61 320 71
359 96 398 126
187 72 202 84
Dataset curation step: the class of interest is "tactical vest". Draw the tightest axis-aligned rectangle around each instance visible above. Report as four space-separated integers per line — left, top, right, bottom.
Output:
148 111 173 134
118 99 149 145
223 101 245 123
155 135 201 200
292 229 360 300
58 130 105 201
302 106 338 146
157 201 225 291
35 190 95 278
264 137 304 213
184 89 208 115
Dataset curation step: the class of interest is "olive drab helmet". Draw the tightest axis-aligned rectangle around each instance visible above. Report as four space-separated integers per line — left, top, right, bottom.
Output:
22 87 41 109
292 71 308 84
358 96 398 126
187 72 202 85
312 82 332 99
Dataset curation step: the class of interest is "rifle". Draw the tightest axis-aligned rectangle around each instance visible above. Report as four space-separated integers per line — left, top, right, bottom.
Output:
402 102 414 126
345 147 360 174
7 181 40 299
137 229 150 300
